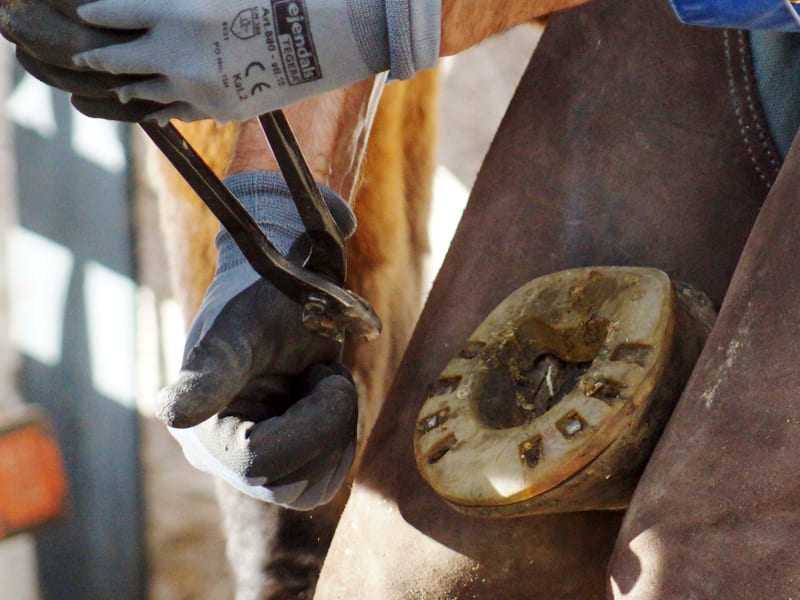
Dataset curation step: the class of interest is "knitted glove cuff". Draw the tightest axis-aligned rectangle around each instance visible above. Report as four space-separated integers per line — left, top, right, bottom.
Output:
346 0 441 80
217 171 352 274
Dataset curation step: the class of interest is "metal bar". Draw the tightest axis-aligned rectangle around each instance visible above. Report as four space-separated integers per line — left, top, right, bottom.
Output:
258 111 346 282
140 121 308 304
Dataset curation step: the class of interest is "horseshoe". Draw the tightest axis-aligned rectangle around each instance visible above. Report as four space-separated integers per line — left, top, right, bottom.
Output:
414 266 715 517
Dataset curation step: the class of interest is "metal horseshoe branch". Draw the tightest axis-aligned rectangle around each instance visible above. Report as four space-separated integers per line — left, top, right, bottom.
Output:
140 112 382 343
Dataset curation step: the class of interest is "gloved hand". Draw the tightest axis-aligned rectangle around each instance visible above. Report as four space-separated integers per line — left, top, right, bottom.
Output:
1 0 441 123
160 171 360 509
0 0 163 121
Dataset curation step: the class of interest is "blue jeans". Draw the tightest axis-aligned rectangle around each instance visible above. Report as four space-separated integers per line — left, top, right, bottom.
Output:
752 31 800 157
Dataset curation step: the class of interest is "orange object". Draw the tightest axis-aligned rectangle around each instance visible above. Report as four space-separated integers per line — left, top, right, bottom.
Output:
0 405 67 538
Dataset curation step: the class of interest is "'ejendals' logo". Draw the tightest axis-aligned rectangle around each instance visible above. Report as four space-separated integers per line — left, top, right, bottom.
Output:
272 0 323 85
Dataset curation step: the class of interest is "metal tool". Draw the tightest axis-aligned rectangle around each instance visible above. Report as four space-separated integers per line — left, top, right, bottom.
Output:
140 113 381 343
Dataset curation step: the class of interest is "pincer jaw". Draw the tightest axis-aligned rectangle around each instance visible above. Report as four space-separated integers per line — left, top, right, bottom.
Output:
302 290 382 343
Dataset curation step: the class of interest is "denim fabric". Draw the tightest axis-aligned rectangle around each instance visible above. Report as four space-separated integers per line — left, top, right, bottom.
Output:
751 30 800 157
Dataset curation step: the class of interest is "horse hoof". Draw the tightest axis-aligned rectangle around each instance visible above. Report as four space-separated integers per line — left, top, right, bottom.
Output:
414 267 715 517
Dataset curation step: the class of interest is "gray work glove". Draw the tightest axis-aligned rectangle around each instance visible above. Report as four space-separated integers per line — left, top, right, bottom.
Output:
2 0 441 123
161 171 359 509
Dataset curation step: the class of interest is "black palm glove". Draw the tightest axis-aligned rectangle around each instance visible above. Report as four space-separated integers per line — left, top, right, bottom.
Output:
1 0 182 121
161 171 359 509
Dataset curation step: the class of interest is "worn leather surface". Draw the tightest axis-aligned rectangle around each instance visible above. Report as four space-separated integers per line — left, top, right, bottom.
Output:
608 63 800 600
316 0 779 598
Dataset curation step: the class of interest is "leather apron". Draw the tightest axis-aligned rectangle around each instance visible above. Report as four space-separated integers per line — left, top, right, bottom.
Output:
316 0 782 597
610 22 800 600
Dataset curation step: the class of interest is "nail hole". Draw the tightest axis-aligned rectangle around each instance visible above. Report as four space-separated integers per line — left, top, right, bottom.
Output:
518 436 543 468
557 411 587 439
427 433 457 464
610 342 653 367
429 376 462 398
581 376 625 403
417 407 451 435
